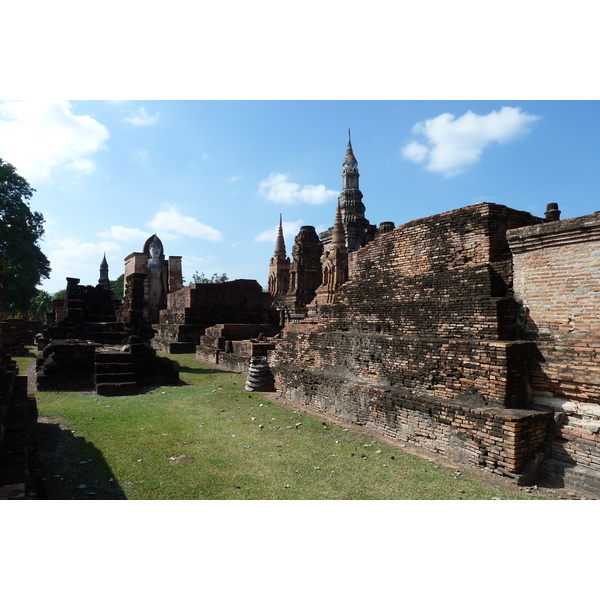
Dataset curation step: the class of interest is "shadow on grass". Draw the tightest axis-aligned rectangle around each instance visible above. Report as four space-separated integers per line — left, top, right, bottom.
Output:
37 421 126 500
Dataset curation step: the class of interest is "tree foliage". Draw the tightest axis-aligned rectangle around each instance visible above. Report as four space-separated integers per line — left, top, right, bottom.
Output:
0 158 51 317
28 289 53 321
110 273 125 301
191 271 229 284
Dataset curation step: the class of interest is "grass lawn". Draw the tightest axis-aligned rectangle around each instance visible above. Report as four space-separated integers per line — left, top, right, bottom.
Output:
27 352 544 500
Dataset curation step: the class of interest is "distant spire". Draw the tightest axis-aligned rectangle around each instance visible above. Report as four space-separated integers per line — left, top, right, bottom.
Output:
331 201 345 247
343 128 358 173
274 213 287 257
98 252 110 289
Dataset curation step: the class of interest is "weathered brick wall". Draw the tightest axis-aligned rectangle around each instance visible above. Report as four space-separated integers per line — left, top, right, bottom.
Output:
275 369 550 477
196 323 280 372
163 280 275 324
0 349 40 499
271 203 553 479
507 212 600 493
154 280 278 353
0 319 42 355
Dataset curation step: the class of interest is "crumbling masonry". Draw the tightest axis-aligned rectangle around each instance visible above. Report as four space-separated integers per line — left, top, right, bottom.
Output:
266 135 600 495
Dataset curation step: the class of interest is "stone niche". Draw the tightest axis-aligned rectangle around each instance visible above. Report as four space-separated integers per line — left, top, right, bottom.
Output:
271 202 556 482
124 234 183 323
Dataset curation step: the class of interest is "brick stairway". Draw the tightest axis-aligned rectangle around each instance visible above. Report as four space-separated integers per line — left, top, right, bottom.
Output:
94 350 138 396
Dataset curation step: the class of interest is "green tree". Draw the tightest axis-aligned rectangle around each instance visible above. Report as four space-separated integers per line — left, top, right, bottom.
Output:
53 289 66 301
110 273 125 301
28 289 53 321
191 271 229 284
0 158 51 317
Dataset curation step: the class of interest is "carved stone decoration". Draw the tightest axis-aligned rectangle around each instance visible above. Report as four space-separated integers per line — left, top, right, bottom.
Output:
245 355 275 392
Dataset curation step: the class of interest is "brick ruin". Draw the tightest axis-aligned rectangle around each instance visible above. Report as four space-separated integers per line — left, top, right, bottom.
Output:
152 279 278 354
261 136 600 495
2 129 600 498
0 261 41 498
507 210 600 492
36 261 179 396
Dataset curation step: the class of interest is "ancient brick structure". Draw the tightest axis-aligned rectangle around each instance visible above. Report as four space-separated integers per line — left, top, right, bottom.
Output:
124 234 183 323
196 323 280 372
267 214 290 303
152 279 278 353
507 211 600 494
0 319 42 356
313 201 348 306
282 226 323 315
320 129 376 252
271 202 562 483
37 273 178 395
270 134 392 320
0 348 40 499
0 262 41 499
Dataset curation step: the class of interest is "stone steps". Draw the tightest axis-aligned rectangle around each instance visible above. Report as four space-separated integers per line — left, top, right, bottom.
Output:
94 352 138 396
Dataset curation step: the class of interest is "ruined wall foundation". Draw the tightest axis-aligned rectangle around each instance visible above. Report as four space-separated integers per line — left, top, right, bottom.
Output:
271 203 559 484
508 211 600 494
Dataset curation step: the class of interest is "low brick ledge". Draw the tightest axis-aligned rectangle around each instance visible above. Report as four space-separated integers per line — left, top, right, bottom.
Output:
274 368 553 478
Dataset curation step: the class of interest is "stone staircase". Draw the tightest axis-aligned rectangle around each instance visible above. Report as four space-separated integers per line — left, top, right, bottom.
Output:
94 350 138 396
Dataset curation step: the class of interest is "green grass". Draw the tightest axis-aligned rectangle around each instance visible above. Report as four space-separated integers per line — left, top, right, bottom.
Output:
30 353 543 500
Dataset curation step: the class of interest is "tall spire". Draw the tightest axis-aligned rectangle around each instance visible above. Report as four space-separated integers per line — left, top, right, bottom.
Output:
98 252 110 290
274 213 287 257
343 127 358 176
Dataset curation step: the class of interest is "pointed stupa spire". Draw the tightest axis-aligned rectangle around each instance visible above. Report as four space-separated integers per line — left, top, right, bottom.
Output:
331 201 346 247
98 252 110 289
343 127 358 173
274 213 287 257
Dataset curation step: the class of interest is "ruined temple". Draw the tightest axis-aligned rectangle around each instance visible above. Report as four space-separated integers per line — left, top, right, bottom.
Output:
36 257 179 396
267 214 290 302
320 129 377 252
124 234 183 323
263 133 600 496
270 133 383 318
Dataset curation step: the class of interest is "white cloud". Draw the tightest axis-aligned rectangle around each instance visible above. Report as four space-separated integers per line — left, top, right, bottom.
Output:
258 173 338 205
255 219 302 244
146 206 222 241
97 226 150 242
123 106 159 126
402 107 540 177
0 100 109 183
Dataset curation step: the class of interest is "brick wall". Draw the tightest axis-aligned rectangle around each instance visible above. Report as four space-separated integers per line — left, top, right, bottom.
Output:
153 280 278 352
271 203 554 480
507 211 600 493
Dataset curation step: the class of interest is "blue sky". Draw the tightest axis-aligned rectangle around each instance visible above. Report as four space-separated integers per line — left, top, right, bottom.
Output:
0 99 598 294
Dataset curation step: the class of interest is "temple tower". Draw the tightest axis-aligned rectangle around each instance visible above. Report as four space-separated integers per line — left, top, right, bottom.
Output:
268 214 291 299
320 129 376 252
98 253 111 290
314 201 349 305
284 225 323 312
